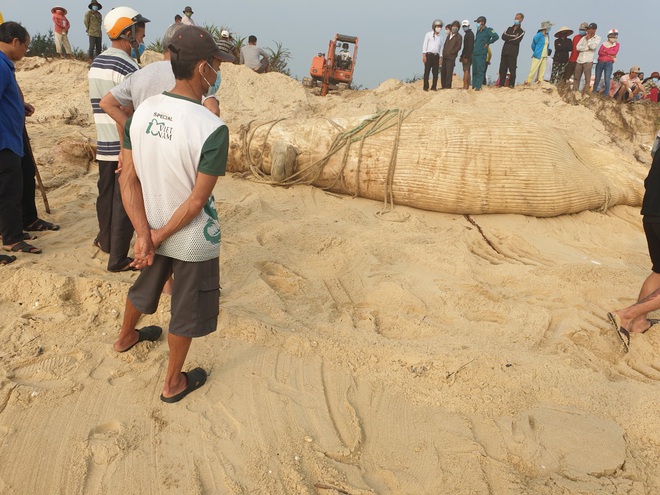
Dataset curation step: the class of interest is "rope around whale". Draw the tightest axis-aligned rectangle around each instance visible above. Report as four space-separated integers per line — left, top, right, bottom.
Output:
237 109 413 221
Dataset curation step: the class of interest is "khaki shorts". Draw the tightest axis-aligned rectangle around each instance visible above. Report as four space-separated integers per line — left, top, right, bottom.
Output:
128 255 220 338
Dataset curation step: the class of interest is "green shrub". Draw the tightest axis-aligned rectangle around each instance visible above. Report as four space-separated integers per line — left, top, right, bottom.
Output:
266 41 291 76
201 23 291 74
28 29 56 58
27 29 92 60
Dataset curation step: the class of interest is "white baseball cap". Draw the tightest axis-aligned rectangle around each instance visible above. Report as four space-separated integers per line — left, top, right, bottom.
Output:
220 29 230 38
461 19 470 27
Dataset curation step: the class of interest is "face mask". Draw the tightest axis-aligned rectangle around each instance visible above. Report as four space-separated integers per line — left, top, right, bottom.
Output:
451 27 458 34
131 43 145 59
434 27 441 33
92 5 99 10
546 28 551 34
185 12 192 17
462 26 469 32
579 30 586 36
207 68 221 96
513 20 520 26
200 62 221 95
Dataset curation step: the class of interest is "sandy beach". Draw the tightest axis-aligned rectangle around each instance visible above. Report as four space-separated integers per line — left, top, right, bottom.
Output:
1 56 660 494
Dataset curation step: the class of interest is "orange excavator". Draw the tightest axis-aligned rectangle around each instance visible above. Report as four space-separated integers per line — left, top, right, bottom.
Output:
304 34 358 96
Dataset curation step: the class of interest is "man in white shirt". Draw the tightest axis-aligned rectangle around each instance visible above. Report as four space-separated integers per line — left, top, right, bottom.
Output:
337 42 352 70
615 66 647 102
422 19 444 91
181 6 195 26
573 22 600 93
116 25 232 403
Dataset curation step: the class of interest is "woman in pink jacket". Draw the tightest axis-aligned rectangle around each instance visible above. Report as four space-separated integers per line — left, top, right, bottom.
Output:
51 6 73 58
593 29 619 96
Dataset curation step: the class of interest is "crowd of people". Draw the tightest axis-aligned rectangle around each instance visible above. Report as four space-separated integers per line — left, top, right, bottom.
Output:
421 14 659 103
44 3 273 73
2 6 660 401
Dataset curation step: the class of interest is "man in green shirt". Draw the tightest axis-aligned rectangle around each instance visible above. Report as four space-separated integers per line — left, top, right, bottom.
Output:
84 0 103 60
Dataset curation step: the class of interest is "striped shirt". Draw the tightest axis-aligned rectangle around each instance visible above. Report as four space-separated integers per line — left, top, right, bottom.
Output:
88 47 139 160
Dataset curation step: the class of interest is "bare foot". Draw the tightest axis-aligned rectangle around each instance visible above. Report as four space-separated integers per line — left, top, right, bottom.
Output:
615 312 652 334
161 372 188 399
113 331 139 352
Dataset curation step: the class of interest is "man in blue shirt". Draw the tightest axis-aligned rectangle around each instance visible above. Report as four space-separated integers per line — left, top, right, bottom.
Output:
0 21 42 262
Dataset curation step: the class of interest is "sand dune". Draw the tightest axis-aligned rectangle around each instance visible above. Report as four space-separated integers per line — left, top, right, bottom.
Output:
1 56 660 494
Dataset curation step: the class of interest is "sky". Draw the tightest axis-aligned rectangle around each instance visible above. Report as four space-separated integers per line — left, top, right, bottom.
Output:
2 1 656 88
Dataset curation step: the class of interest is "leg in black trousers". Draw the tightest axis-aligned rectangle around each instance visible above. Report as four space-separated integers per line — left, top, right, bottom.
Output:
21 129 38 228
95 160 134 270
423 53 440 90
0 149 25 246
508 56 518 87
108 172 134 271
88 36 102 60
441 58 456 88
498 55 509 87
96 160 115 252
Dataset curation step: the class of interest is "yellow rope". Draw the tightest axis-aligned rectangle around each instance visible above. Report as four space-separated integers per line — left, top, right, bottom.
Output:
239 109 412 221
376 109 409 219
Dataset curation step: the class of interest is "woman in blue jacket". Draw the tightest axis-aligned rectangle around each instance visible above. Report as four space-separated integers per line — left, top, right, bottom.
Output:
526 21 553 84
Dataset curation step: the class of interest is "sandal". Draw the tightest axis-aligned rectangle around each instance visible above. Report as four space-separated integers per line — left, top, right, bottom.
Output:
25 219 60 232
0 255 17 266
109 257 138 272
3 241 42 254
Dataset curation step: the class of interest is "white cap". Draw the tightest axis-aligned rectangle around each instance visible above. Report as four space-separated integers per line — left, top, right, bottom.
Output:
221 29 230 38
461 19 470 27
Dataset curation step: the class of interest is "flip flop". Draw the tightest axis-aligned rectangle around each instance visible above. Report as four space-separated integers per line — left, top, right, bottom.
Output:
607 312 630 353
3 241 42 254
160 367 207 403
0 255 17 266
118 325 162 352
646 318 660 327
24 219 60 231
109 257 138 272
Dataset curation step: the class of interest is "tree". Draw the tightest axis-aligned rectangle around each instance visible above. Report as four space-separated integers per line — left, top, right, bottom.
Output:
266 41 291 76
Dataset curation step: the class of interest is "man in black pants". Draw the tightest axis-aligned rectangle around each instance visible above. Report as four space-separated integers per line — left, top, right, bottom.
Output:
498 12 525 87
441 21 462 89
0 22 42 261
21 128 60 232
422 19 443 91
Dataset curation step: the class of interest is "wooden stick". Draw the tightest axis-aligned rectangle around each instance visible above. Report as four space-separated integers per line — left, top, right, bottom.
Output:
24 129 50 214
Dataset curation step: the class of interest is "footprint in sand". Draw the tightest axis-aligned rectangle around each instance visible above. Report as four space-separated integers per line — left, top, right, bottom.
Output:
81 421 127 493
11 351 85 389
255 261 303 296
